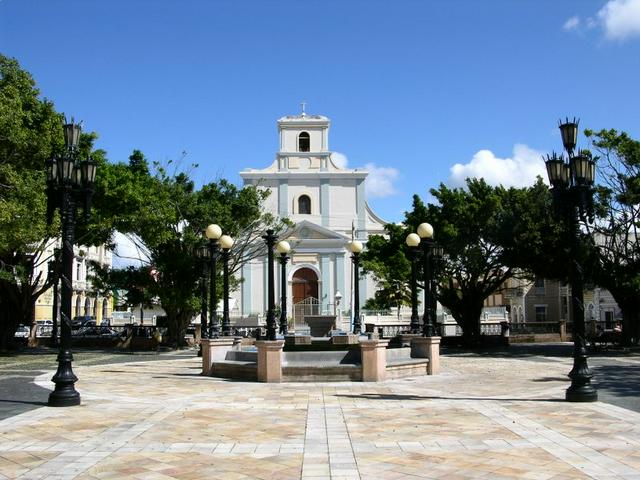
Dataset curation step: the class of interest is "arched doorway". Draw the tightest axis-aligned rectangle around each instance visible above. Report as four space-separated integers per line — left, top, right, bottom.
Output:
292 267 319 330
292 267 318 303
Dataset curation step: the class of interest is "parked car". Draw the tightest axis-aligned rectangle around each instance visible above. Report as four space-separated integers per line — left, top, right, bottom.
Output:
14 324 29 338
75 326 119 337
71 315 96 329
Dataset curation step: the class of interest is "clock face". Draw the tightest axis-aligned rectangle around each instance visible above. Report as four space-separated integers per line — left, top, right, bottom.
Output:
299 157 311 170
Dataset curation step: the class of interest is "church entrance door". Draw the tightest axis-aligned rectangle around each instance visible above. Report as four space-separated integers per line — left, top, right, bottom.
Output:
292 268 319 331
292 268 318 303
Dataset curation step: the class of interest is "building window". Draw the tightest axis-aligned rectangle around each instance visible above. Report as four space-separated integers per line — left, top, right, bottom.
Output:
298 195 311 214
298 131 310 152
561 296 568 319
534 277 545 295
75 296 82 317
535 305 547 322
102 298 109 321
605 311 614 329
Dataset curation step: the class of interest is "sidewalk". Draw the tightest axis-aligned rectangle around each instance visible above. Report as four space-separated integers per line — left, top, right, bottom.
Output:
1 352 639 479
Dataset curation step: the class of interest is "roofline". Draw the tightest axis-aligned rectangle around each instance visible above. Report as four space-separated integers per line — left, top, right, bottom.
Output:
365 202 389 226
240 171 368 180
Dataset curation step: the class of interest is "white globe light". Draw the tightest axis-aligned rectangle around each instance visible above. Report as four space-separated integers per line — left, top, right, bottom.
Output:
417 222 434 239
276 240 291 254
219 235 234 249
205 224 222 240
348 240 363 253
405 233 421 247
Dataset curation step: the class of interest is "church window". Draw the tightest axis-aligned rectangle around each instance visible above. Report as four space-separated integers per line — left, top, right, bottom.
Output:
298 132 310 152
298 195 311 214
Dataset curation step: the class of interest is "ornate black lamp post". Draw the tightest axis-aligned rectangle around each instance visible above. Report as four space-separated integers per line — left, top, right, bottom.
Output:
205 224 222 338
545 117 598 403
196 244 210 357
262 229 278 340
348 240 364 334
276 240 291 335
417 223 437 337
48 248 60 346
219 234 234 336
405 233 421 334
430 243 444 335
45 120 97 407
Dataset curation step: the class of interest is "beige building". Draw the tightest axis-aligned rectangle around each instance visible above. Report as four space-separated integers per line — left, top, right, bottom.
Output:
34 241 113 324
494 276 622 328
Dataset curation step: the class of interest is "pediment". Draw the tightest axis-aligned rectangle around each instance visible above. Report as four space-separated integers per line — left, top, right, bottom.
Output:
283 220 349 242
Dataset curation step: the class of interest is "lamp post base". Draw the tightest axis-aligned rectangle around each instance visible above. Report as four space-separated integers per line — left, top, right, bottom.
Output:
565 385 598 402
566 338 598 403
48 349 80 407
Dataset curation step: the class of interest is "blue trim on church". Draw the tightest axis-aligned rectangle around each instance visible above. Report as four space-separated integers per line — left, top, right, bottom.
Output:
278 180 288 217
335 253 345 315
242 262 251 315
356 179 366 235
321 254 331 312
320 179 330 227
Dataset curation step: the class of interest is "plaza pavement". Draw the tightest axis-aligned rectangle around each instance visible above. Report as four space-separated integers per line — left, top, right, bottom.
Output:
1 347 640 479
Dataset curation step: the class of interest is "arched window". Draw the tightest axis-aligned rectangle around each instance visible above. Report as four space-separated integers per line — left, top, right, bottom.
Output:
75 296 82 317
298 131 310 152
102 298 109 321
298 195 311 214
85 297 92 316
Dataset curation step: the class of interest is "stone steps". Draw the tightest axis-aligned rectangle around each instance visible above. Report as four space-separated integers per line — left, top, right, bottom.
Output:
210 360 257 381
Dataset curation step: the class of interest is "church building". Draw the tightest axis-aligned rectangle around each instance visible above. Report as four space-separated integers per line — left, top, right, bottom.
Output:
236 109 387 324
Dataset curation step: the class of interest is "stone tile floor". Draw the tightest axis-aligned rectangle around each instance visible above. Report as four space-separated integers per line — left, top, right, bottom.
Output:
1 354 639 479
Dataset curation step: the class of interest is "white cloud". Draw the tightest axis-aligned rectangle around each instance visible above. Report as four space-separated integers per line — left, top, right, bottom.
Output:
112 231 150 268
364 163 400 198
330 152 398 198
564 0 640 40
563 15 581 31
448 144 547 189
331 151 348 168
598 0 640 40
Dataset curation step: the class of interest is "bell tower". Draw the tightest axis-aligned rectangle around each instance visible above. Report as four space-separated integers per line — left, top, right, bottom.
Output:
276 103 331 171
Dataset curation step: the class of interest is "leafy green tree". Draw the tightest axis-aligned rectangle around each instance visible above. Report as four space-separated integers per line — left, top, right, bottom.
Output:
585 128 640 345
90 151 285 346
363 178 557 344
0 54 63 348
361 223 414 316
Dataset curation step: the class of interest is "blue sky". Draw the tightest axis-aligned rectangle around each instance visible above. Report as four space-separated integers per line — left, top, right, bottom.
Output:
2 0 639 224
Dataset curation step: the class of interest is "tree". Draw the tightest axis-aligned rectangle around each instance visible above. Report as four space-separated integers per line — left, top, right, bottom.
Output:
361 223 414 316
91 152 285 346
0 55 63 349
363 178 556 344
585 128 640 345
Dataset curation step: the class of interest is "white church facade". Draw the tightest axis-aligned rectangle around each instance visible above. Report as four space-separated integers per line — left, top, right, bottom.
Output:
235 110 387 323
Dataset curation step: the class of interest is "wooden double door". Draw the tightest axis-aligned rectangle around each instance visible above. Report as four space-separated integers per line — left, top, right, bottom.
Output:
292 267 318 304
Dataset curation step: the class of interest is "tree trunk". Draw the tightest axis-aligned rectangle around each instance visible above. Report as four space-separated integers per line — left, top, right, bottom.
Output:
459 302 484 347
607 289 640 346
621 307 639 346
0 281 36 351
163 305 192 348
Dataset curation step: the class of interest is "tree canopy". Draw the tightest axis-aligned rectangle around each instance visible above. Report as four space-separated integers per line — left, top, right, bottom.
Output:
586 128 640 344
90 151 286 346
362 178 559 343
0 54 63 348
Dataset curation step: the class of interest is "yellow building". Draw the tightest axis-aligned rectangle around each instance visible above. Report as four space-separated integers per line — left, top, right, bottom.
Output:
34 241 113 324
